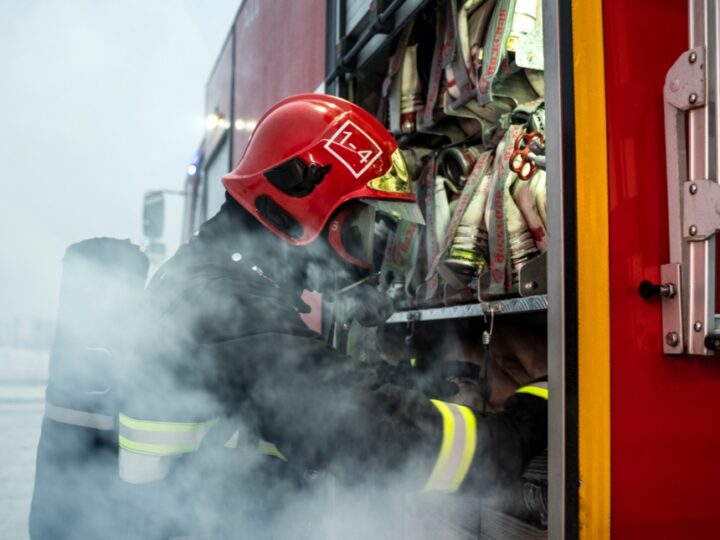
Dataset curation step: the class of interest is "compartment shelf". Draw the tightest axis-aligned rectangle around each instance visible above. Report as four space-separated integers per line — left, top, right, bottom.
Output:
384 294 549 323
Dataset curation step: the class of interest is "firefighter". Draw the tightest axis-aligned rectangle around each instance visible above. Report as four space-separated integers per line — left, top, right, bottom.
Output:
118 94 547 539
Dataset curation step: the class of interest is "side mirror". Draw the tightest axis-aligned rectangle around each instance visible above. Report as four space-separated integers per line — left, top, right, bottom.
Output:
143 239 167 266
143 191 165 239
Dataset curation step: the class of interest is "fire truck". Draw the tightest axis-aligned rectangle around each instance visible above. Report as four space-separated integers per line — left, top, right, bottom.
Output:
140 0 720 538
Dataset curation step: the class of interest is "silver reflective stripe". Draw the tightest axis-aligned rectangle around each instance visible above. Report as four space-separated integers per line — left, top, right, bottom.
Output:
424 400 477 493
44 402 114 431
119 447 175 484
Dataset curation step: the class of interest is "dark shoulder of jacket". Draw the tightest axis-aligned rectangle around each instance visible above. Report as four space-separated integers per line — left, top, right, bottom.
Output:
144 201 315 344
145 198 258 309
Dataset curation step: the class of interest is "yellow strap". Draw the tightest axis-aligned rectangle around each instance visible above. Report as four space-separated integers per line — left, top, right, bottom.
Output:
515 385 549 400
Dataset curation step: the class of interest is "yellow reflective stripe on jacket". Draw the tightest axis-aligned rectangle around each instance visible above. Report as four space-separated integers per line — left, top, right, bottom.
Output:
225 430 288 462
225 430 241 449
515 381 549 400
424 399 477 493
118 436 199 457
119 413 216 433
258 440 288 462
118 413 217 456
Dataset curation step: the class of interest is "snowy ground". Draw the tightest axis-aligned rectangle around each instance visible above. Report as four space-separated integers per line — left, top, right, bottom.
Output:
0 347 48 540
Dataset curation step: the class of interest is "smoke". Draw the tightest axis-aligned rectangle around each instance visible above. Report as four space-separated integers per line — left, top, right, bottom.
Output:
1 4 550 537
23 198 550 540
23 216 514 539
0 0 238 321
0 2 239 538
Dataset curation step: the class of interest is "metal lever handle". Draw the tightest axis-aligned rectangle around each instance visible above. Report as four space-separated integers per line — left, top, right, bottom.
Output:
638 280 676 299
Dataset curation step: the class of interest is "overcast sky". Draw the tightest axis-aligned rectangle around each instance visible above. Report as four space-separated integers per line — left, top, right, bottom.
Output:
0 0 240 320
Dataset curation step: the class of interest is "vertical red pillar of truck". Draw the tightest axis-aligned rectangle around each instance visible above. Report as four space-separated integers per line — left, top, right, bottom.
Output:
231 0 326 164
232 0 326 332
604 0 720 537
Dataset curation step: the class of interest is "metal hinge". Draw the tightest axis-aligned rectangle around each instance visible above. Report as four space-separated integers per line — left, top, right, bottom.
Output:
660 44 711 355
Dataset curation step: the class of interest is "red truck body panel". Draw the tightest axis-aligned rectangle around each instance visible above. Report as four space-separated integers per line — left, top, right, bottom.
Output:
605 0 720 536
231 0 326 166
206 34 234 158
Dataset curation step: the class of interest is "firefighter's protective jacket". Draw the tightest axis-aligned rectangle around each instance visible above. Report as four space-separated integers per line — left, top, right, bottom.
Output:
118 197 547 538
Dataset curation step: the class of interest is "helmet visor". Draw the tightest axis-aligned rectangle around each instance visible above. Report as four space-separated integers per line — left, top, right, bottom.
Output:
365 148 425 225
361 198 425 225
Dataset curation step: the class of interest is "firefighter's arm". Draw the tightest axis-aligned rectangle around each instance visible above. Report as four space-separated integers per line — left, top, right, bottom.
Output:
419 381 548 493
243 330 547 493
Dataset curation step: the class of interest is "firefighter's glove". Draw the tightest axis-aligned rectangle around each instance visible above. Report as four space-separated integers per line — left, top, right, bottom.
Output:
418 360 480 399
335 281 396 327
375 359 477 399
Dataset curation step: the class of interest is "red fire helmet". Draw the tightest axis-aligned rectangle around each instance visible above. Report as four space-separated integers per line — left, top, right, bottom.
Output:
222 94 424 248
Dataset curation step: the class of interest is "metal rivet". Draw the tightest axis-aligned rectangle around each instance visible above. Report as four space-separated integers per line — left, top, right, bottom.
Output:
666 332 680 347
690 225 698 236
689 51 698 63
690 183 698 194
689 93 698 104
694 321 703 332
